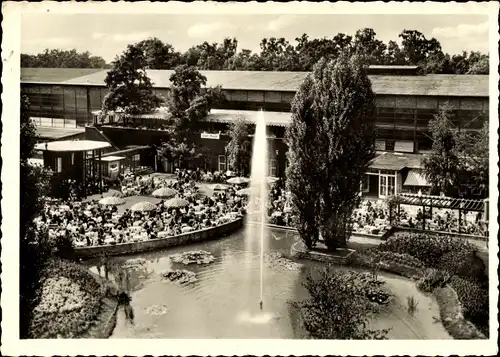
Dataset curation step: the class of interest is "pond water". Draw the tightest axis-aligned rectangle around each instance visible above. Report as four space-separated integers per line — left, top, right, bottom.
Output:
88 227 451 339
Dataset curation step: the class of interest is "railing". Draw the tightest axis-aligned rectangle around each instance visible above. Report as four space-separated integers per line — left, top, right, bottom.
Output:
31 117 77 128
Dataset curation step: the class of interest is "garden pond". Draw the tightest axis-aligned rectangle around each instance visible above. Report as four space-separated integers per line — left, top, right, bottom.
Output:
87 227 452 339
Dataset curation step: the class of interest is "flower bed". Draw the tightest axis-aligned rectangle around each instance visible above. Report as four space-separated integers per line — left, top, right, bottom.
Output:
169 250 215 265
28 258 106 338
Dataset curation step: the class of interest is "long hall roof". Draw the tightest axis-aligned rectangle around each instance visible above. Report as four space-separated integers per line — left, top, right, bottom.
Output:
21 68 489 97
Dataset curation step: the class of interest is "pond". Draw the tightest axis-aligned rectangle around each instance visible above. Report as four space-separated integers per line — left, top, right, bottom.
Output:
88 227 451 339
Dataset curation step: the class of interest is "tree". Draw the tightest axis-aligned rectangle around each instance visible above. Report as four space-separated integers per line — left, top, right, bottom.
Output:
352 28 387 65
467 54 489 74
384 40 407 65
101 44 164 116
20 95 52 337
226 117 251 176
135 37 182 69
399 30 442 65
286 55 376 251
422 104 462 196
292 266 389 339
21 49 108 68
158 65 225 167
456 121 489 197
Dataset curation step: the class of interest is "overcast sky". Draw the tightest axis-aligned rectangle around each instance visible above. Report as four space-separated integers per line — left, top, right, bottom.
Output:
21 13 490 62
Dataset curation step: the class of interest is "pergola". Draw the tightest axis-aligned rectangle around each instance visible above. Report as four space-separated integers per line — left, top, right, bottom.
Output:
397 192 487 234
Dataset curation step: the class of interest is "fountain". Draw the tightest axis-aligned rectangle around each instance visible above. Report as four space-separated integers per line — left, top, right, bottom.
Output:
247 110 269 310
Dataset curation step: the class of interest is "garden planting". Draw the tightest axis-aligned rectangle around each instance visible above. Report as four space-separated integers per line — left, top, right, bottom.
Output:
355 233 489 338
28 258 106 338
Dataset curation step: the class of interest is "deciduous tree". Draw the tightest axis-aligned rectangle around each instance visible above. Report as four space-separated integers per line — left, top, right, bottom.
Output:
422 105 462 196
226 117 251 176
101 45 164 116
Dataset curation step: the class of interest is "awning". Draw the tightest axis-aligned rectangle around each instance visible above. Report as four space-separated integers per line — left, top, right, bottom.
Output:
369 152 425 172
404 170 430 187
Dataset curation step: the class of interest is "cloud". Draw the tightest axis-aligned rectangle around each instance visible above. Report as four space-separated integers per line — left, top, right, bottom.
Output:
432 21 488 39
266 15 297 32
91 32 151 42
187 22 234 38
43 37 73 46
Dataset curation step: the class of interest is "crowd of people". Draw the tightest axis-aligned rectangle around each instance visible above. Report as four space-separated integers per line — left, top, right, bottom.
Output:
35 176 248 248
35 167 488 248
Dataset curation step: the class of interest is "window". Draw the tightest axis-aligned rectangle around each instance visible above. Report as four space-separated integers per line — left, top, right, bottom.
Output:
55 157 62 173
218 155 226 172
385 140 395 151
269 159 277 177
132 154 140 162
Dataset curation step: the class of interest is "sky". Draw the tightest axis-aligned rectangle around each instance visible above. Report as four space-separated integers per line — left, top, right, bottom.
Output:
21 13 490 63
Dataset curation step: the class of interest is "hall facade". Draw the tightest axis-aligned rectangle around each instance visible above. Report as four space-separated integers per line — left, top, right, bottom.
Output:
21 66 489 199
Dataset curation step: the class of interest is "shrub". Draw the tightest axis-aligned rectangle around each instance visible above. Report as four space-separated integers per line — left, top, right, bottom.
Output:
450 276 489 337
379 233 477 271
361 248 426 270
292 266 390 339
417 268 451 293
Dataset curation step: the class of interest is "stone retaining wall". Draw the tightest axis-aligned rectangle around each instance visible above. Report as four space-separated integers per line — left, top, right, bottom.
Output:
290 241 355 265
74 218 243 259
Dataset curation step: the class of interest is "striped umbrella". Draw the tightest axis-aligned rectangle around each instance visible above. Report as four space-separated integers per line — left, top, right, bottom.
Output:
152 187 178 198
99 196 125 206
130 201 157 212
164 197 190 208
227 177 250 185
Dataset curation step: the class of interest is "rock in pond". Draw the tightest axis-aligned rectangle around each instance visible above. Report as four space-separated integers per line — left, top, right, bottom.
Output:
145 304 169 316
265 252 303 272
161 269 198 285
169 250 215 265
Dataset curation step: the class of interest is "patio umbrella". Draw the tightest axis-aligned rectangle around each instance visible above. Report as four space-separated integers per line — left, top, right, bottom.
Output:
164 197 190 208
236 188 252 196
212 184 229 191
227 177 250 185
99 196 126 206
104 190 123 198
130 201 157 212
152 187 178 198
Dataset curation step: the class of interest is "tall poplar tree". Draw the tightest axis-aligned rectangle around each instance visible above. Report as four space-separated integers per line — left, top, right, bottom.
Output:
286 55 376 251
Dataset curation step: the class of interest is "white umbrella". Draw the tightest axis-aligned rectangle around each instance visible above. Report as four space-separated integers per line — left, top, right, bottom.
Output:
164 197 190 208
236 188 252 196
99 196 126 206
212 184 229 191
152 187 178 198
130 201 157 212
227 177 250 185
